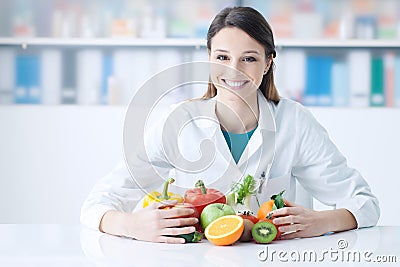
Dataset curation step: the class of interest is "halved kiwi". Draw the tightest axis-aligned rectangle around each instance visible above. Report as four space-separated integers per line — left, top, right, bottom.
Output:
252 221 277 243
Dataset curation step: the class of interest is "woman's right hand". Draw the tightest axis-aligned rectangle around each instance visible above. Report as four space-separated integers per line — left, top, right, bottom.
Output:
100 200 199 244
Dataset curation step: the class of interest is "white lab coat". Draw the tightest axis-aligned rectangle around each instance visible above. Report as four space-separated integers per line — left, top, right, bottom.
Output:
81 91 380 231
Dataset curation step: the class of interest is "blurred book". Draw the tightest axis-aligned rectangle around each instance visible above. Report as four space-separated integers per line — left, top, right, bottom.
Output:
113 49 153 105
348 50 371 107
101 54 113 105
370 57 385 107
190 48 209 99
274 49 305 102
15 54 41 104
41 49 61 105
384 52 395 107
303 56 333 106
61 50 76 104
394 56 400 107
76 49 102 105
303 56 319 106
332 61 349 107
153 49 185 104
0 49 15 104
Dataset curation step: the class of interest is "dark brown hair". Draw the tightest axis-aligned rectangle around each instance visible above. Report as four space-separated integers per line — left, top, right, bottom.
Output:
203 6 280 104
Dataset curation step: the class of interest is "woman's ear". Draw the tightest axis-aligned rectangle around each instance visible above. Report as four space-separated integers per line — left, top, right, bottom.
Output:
264 56 272 74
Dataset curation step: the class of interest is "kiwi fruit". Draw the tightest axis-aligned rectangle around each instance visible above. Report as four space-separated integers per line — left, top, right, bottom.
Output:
252 221 277 243
239 219 254 242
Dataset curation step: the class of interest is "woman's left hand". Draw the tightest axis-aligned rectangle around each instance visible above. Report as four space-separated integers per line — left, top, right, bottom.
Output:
269 199 330 239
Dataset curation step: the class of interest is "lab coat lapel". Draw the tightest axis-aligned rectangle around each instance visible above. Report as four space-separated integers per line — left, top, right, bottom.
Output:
191 98 237 168
237 91 276 169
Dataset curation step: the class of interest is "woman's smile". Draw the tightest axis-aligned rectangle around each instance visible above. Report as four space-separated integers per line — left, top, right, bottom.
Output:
222 79 249 90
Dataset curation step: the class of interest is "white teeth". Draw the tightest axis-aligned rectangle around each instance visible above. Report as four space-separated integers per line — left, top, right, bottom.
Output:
224 80 246 88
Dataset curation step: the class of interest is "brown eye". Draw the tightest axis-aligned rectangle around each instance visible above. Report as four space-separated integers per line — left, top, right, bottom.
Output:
216 55 228 61
243 57 256 62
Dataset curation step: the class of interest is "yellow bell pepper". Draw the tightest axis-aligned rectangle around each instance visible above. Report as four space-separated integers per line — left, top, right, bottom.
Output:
142 178 183 208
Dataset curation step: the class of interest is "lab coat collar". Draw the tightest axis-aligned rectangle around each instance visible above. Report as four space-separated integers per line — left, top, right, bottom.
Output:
192 91 277 170
257 90 276 132
192 90 276 132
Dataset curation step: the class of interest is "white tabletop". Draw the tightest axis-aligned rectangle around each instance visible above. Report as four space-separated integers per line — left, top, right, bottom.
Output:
0 225 398 266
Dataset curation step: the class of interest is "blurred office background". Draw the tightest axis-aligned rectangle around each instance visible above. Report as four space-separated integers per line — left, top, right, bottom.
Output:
0 0 399 225
1 0 400 106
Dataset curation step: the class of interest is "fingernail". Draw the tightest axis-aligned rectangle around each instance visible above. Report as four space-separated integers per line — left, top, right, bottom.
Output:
278 227 284 232
190 227 196 232
194 218 199 223
272 219 278 224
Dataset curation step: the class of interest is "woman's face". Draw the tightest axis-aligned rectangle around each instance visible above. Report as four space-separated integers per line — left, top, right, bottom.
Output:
209 27 271 101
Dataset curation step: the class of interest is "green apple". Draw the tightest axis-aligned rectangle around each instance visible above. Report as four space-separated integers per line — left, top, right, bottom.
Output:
200 203 235 230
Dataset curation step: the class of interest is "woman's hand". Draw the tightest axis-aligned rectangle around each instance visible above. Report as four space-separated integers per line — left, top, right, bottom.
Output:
100 200 199 244
269 199 357 240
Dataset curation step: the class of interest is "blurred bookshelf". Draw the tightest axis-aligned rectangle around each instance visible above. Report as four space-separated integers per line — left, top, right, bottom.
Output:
0 0 400 107
2 37 400 48
0 37 207 48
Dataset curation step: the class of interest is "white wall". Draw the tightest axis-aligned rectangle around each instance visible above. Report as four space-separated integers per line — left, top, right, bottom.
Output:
0 106 125 224
0 106 398 225
310 107 399 226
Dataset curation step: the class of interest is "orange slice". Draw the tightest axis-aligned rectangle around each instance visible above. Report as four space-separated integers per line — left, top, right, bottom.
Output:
205 215 244 246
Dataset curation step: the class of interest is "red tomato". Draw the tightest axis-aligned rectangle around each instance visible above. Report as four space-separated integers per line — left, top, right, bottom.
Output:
238 211 259 224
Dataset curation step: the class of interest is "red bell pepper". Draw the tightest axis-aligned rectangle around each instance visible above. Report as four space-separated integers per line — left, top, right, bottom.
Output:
184 179 226 216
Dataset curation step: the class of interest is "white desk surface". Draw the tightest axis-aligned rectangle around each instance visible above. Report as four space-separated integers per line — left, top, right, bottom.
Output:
0 224 398 267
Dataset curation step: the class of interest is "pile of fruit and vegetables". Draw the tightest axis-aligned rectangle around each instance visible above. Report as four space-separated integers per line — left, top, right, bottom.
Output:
142 175 286 245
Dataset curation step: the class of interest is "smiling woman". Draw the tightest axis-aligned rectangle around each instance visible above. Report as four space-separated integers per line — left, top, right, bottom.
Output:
209 26 270 134
204 6 279 104
209 27 268 94
80 6 380 244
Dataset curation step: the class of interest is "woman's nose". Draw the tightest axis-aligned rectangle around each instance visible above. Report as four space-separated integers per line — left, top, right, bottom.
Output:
226 59 243 76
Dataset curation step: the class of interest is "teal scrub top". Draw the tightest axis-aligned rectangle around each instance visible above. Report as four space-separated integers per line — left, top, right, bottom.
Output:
221 126 257 164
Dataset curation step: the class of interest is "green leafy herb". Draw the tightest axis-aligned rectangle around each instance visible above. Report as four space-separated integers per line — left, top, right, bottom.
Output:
271 190 285 209
234 174 256 205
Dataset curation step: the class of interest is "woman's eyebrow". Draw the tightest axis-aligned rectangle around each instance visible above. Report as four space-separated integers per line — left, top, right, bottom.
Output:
243 50 260 55
212 49 260 55
213 49 229 53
